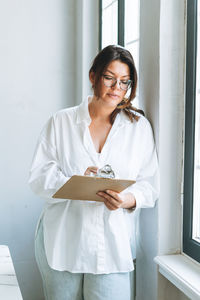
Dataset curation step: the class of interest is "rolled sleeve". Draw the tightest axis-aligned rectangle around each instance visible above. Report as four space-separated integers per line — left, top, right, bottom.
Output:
126 119 159 211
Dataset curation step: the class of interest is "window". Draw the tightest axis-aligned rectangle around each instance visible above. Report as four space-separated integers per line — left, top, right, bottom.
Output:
124 0 140 73
99 0 140 105
100 0 118 48
183 0 200 262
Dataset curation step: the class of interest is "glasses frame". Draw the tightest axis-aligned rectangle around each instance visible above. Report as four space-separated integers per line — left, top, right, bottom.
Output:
102 74 133 91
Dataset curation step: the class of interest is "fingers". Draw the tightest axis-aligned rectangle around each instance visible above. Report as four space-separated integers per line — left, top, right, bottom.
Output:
84 166 98 176
97 190 123 210
104 199 117 210
83 169 123 211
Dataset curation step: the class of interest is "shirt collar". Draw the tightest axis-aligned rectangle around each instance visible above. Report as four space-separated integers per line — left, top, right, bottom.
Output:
118 109 132 125
76 95 132 126
76 96 92 125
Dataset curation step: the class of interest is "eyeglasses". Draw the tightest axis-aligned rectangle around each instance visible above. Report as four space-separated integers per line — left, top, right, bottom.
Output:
102 74 132 91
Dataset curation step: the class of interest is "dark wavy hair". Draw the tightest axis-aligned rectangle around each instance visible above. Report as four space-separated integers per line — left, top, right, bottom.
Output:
89 45 144 124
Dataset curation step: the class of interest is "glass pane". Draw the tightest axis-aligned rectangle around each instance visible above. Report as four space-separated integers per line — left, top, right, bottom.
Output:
126 41 139 76
126 41 139 107
125 0 140 44
102 0 116 9
102 1 118 48
192 0 200 242
125 0 140 108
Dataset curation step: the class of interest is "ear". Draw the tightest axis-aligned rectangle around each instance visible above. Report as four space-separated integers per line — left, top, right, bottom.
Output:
89 71 95 86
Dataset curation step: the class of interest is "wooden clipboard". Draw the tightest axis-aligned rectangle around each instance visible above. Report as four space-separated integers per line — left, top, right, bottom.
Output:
53 175 135 201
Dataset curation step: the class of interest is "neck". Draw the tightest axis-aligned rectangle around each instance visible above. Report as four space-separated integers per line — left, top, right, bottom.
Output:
88 96 115 122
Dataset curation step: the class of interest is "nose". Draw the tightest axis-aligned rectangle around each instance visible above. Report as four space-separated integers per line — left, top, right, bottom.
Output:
111 79 120 90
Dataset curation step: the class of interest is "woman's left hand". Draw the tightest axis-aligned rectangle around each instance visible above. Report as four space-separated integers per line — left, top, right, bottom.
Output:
97 190 136 210
97 190 124 210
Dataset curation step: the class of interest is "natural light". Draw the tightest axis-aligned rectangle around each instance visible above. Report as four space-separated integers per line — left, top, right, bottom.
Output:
101 0 140 108
125 0 140 107
101 0 118 48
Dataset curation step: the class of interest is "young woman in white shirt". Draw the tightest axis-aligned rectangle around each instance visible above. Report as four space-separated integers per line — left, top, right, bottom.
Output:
29 45 159 300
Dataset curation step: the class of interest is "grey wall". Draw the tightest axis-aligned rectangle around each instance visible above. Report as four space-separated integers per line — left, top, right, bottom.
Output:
137 0 190 299
75 0 99 104
158 0 189 299
0 1 76 299
136 0 160 299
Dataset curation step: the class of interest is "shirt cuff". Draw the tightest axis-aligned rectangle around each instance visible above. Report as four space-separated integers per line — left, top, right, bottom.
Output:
123 185 145 212
54 175 70 195
131 189 145 211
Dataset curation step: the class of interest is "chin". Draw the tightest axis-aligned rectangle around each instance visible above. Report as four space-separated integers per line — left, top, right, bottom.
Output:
103 96 122 106
102 100 118 108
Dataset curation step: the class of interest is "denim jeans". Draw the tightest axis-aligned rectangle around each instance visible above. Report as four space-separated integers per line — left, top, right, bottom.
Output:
35 219 132 300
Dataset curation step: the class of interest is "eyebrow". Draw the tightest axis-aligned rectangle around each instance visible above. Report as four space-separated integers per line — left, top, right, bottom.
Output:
105 69 130 78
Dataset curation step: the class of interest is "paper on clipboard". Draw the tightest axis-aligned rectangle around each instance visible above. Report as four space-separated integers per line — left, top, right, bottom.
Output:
53 175 135 202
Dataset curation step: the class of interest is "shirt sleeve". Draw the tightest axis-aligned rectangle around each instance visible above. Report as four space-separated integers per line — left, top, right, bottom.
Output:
125 119 159 211
28 116 70 203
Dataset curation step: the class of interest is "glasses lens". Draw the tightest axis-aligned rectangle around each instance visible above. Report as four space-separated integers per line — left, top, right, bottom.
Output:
120 80 132 91
103 75 132 90
103 76 114 87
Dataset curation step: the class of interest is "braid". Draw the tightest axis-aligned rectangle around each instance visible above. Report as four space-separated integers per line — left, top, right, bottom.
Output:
110 98 144 124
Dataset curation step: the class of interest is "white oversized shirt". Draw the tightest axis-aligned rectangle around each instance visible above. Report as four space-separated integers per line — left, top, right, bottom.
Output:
29 96 159 274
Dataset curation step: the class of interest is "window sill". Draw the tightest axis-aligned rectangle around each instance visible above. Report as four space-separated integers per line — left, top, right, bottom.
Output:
154 254 200 300
0 245 23 299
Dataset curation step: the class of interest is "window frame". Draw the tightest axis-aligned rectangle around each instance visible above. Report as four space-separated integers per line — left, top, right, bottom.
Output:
183 0 200 262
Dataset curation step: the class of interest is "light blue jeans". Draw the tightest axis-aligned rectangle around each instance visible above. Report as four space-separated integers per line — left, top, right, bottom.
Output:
35 219 132 300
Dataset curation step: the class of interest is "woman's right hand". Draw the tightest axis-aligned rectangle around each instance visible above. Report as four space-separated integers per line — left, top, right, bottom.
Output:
84 166 98 176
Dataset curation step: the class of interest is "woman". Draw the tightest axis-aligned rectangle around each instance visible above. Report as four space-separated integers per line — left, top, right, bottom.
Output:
29 45 159 300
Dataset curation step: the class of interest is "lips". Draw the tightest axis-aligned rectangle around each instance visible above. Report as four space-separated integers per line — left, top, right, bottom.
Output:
107 93 119 98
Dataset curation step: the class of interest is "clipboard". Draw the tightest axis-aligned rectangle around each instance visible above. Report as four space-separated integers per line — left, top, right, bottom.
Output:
53 175 135 202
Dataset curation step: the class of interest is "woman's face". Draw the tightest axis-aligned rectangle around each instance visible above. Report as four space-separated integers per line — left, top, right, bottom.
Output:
91 60 130 108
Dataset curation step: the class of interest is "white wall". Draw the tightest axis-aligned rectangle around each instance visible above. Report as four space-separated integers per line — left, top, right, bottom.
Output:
0 1 76 299
0 0 191 299
0 1 99 299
